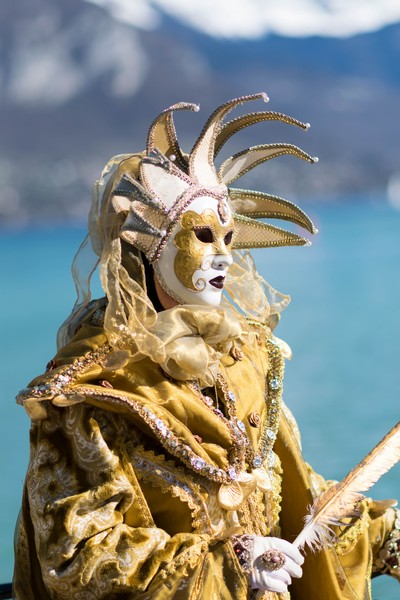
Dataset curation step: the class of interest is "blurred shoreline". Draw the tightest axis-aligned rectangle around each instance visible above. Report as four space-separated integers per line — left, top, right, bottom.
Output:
1 2 400 225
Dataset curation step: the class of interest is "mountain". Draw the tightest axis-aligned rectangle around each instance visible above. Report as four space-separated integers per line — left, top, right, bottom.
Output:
0 0 399 225
86 0 400 39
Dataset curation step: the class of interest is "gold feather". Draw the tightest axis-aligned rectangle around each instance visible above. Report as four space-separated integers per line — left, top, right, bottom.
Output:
294 421 400 551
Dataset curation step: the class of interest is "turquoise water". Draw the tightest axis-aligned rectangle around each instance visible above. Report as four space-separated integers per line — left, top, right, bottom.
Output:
1 200 399 597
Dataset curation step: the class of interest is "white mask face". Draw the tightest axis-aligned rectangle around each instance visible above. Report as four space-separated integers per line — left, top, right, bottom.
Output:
155 195 234 306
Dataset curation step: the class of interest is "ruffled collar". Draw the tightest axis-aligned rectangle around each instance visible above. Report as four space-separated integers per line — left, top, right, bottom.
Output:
152 305 244 386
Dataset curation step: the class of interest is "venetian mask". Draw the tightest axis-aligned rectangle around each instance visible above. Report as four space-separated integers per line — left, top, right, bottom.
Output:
154 194 234 306
112 96 317 308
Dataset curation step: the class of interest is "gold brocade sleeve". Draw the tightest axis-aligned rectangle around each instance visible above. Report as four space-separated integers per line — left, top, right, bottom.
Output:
277 410 400 600
14 401 249 599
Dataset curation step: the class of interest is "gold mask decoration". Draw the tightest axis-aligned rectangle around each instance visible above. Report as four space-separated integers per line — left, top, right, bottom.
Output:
174 206 235 292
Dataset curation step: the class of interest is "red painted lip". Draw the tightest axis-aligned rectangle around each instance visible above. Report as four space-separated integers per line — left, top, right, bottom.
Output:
210 275 225 289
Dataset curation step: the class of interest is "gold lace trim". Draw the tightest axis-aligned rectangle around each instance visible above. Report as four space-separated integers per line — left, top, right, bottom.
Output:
130 446 212 534
334 516 368 555
156 539 210 582
117 440 155 528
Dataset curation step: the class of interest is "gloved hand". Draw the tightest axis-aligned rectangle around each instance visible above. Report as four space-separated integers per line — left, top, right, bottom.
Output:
250 536 304 594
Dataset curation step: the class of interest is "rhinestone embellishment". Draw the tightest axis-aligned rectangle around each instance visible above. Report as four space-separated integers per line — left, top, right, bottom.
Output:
269 377 281 391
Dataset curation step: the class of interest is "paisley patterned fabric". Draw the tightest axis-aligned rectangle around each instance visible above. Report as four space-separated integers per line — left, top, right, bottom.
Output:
14 320 399 599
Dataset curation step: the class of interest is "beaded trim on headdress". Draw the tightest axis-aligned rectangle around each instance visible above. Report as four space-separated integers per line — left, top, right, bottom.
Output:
110 93 317 262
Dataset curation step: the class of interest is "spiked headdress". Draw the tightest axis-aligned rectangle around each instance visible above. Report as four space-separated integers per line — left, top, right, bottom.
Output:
58 93 315 365
110 93 317 263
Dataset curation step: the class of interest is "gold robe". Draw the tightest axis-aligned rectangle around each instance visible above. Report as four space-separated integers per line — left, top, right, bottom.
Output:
13 322 397 599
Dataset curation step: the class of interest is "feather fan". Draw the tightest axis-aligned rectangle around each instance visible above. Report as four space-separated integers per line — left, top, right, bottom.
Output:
294 422 400 551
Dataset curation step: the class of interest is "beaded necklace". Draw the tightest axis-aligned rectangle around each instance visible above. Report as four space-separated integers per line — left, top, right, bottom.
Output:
191 337 285 510
191 373 254 480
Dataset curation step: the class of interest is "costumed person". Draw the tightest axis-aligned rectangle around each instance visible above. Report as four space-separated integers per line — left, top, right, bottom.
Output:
13 94 400 599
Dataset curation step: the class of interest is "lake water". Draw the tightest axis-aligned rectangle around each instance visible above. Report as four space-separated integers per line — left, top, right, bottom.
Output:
1 199 399 597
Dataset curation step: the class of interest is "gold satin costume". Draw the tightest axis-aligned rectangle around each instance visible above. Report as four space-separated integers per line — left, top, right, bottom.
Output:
13 95 399 599
13 314 398 599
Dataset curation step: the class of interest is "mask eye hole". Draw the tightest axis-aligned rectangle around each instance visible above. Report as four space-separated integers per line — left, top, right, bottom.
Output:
194 227 214 243
224 230 233 246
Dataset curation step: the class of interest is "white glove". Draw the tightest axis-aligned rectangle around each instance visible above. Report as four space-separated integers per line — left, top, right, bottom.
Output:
250 536 304 594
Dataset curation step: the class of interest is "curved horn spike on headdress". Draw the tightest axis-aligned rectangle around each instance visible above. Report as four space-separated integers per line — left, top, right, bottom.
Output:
214 111 310 157
219 143 318 185
229 188 317 234
121 209 165 240
146 102 200 171
113 173 164 210
233 214 311 249
189 92 269 187
140 148 191 211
